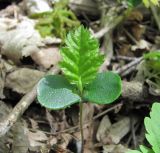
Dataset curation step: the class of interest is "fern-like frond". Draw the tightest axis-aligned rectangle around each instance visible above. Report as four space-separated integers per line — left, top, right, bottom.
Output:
127 102 160 153
145 102 160 153
59 26 104 90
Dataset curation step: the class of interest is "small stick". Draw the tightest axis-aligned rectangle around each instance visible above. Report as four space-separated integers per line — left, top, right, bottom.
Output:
130 114 137 148
94 27 110 39
113 56 137 61
115 57 142 75
0 66 60 137
0 85 37 136
52 103 123 135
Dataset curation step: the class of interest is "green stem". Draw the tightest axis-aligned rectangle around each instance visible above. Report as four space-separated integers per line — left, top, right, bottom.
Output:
78 79 84 153
79 102 84 153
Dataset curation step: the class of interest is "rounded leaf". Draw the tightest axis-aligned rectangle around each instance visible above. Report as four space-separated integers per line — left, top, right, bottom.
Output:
84 72 121 104
37 75 81 109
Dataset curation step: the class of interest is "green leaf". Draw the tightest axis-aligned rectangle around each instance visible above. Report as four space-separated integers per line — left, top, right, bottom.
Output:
60 26 104 89
140 145 154 153
144 102 160 153
128 102 160 153
37 75 81 110
128 0 142 7
142 0 159 7
127 145 153 153
143 51 160 70
84 72 121 104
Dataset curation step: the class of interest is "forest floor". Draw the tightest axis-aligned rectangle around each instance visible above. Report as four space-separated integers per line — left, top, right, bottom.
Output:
0 0 160 153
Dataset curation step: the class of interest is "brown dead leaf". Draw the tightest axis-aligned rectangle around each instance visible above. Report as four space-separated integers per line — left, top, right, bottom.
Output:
0 58 6 99
131 39 151 51
27 130 48 150
131 24 145 41
96 115 111 142
0 18 44 64
128 10 143 21
46 109 57 133
119 44 131 56
31 47 61 69
5 68 45 94
0 101 11 153
103 144 129 153
101 117 137 145
12 121 29 153
69 0 99 16
60 133 73 149
29 118 39 130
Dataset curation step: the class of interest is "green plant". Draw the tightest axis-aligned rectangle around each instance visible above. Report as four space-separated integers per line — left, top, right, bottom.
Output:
127 0 159 7
144 51 160 70
37 26 121 152
127 102 160 153
142 51 160 95
30 0 80 39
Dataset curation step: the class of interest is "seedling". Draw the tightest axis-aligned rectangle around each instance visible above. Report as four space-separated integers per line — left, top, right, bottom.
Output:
37 26 121 152
128 102 160 153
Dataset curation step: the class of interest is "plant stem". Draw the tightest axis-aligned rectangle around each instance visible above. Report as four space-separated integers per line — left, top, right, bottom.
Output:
78 79 84 152
79 102 84 153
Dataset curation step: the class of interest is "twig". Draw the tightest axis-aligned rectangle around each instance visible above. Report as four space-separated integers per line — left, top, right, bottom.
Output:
123 29 138 45
115 57 142 75
94 27 110 39
52 103 123 135
0 66 60 137
130 114 137 148
0 85 37 136
121 65 137 77
113 56 137 61
126 122 140 146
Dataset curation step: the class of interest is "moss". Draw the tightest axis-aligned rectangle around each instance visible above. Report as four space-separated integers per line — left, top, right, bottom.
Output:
30 0 80 40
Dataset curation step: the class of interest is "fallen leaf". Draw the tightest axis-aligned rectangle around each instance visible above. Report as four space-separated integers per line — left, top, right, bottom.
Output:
131 39 151 51
5 68 45 94
103 144 129 153
0 18 44 64
27 130 48 148
96 115 111 142
31 47 61 69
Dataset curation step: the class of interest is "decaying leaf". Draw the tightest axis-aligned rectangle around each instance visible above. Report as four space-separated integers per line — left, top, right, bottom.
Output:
12 121 30 153
105 117 131 144
24 0 52 15
96 115 111 142
27 130 48 151
0 57 6 99
0 101 11 153
0 101 30 153
103 144 129 153
131 40 151 51
69 0 100 16
31 47 61 69
0 19 44 64
6 68 45 94
97 116 136 144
